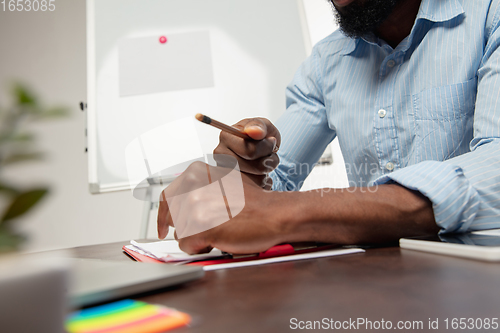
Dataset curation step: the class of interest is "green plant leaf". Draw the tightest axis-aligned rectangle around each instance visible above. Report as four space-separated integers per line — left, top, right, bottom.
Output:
40 106 69 118
10 132 34 142
12 83 38 107
1 188 48 224
0 132 35 144
2 152 44 165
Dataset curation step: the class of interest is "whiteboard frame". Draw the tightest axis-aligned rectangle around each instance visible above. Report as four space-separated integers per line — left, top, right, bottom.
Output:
86 0 312 194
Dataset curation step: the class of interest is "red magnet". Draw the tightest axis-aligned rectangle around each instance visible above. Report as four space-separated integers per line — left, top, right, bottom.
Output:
159 36 167 44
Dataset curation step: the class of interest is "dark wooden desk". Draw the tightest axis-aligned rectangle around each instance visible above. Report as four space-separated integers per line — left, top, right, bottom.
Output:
67 241 500 332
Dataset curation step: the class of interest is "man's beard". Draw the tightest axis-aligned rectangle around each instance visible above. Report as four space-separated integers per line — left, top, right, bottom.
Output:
330 0 401 39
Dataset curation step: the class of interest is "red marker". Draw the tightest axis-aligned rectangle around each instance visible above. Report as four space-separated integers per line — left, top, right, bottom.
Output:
159 36 167 44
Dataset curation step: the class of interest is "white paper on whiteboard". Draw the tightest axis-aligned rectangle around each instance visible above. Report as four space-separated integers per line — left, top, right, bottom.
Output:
119 31 214 96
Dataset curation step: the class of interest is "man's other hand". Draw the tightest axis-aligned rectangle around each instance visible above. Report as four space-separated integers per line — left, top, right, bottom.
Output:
157 163 286 254
214 118 281 189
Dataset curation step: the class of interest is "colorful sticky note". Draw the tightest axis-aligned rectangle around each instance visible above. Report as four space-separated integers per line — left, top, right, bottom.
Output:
66 299 190 333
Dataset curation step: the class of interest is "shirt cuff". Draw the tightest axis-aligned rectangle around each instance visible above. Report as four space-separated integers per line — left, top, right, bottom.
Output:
374 161 480 233
269 169 292 191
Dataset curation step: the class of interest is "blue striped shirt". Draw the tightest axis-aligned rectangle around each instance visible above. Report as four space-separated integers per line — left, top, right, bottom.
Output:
270 0 500 233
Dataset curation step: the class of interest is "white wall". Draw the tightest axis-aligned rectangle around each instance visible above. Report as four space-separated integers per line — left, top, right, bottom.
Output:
0 0 145 252
0 0 343 252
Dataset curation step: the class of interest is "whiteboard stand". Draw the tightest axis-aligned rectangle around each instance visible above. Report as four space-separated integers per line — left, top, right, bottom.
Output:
139 188 153 239
138 177 169 239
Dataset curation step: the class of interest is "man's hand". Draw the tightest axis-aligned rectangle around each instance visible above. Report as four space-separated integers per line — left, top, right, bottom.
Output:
214 118 281 189
157 162 287 254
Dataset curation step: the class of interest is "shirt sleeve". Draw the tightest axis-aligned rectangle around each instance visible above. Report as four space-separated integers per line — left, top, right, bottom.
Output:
270 46 336 191
375 5 500 233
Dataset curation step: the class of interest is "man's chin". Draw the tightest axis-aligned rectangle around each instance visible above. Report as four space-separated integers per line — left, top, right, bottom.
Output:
331 0 400 38
331 0 357 8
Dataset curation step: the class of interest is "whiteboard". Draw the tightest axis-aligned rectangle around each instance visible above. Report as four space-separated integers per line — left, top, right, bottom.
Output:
86 0 311 194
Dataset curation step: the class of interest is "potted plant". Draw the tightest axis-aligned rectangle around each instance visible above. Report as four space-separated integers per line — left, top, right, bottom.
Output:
0 83 67 253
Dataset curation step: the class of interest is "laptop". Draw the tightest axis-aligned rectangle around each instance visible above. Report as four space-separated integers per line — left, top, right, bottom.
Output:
70 258 203 308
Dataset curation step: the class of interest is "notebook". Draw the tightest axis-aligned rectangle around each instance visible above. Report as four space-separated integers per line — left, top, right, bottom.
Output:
123 240 365 271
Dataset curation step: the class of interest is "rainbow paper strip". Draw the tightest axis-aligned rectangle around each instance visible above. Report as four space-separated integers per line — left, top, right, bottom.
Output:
66 299 191 333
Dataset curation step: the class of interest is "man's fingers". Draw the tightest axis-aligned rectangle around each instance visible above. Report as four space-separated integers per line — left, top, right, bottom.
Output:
217 132 276 160
242 119 267 140
178 237 214 255
214 145 279 175
157 209 170 239
157 190 172 239
232 118 281 146
246 118 281 147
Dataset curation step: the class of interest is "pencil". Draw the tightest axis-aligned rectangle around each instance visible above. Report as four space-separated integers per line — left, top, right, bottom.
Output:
195 113 250 139
195 113 279 153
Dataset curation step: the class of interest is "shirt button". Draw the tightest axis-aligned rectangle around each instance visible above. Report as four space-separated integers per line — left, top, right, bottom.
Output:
386 162 395 171
387 60 396 68
378 109 387 118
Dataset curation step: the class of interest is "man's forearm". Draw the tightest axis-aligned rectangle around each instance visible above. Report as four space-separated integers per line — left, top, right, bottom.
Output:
276 184 439 245
162 171 440 254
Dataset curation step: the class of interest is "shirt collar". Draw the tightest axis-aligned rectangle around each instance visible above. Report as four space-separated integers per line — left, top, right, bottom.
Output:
340 0 464 56
417 0 464 23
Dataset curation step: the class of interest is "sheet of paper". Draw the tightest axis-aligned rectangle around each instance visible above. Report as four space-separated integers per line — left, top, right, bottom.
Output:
202 248 365 271
130 240 223 262
119 31 214 96
125 245 160 260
